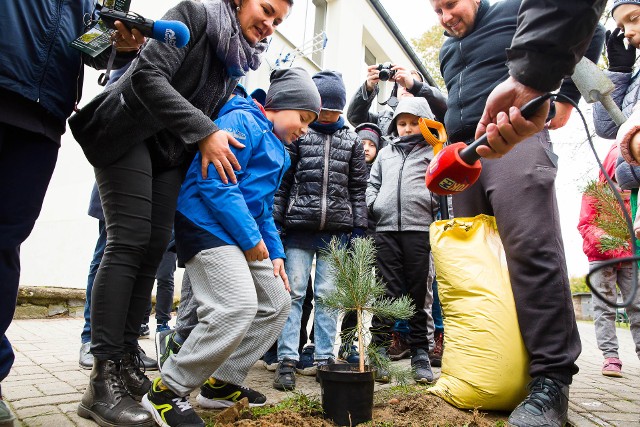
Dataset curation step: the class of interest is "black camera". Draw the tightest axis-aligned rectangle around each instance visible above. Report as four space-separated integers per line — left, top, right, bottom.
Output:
377 62 396 81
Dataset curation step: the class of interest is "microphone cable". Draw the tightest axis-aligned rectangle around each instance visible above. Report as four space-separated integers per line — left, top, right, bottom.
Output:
553 92 638 309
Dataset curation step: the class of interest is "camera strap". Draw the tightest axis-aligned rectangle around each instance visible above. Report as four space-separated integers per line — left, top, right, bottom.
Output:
379 82 399 108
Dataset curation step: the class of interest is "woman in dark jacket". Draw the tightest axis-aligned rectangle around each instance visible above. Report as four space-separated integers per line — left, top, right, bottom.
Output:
69 1 293 426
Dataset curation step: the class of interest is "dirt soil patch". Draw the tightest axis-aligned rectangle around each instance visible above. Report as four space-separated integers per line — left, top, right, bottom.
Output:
206 391 509 426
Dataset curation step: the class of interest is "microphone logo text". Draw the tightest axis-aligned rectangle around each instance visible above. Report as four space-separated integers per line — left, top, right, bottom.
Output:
438 178 468 193
165 29 177 47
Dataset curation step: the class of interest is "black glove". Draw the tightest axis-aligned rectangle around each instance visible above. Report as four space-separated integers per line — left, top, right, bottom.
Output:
606 28 636 73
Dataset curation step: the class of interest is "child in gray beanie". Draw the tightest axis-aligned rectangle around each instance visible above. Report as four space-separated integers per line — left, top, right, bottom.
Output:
355 122 382 165
145 67 320 418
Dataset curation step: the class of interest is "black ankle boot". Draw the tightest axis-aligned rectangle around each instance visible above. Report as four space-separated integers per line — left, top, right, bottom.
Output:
77 359 154 427
121 352 152 400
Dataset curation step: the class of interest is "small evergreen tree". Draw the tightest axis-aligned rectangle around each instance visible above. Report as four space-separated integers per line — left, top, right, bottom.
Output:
583 179 631 253
322 237 414 373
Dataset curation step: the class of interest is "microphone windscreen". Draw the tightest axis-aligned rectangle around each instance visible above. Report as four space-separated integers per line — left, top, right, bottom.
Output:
425 142 482 195
153 20 190 48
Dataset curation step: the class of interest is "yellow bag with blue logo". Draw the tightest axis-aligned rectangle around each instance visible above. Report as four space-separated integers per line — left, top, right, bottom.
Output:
427 214 530 411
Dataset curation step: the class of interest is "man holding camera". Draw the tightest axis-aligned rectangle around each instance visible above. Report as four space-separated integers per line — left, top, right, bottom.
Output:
347 63 447 138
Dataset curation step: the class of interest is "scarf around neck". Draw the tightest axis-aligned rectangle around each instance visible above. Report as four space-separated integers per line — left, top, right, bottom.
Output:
310 116 345 134
392 133 425 155
203 0 268 78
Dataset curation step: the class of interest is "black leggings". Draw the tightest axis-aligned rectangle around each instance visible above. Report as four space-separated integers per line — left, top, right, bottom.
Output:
90 142 183 360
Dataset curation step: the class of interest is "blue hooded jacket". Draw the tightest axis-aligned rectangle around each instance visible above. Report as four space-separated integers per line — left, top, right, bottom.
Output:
175 95 290 265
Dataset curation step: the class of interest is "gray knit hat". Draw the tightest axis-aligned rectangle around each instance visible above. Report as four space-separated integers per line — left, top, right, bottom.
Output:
615 154 640 190
612 0 640 15
388 97 434 135
265 68 322 120
355 123 382 148
312 70 346 112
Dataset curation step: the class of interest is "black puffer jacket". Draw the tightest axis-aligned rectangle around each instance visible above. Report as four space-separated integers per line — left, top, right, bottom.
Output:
273 127 368 232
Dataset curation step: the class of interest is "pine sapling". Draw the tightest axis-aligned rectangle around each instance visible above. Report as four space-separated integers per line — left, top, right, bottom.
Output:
322 236 414 373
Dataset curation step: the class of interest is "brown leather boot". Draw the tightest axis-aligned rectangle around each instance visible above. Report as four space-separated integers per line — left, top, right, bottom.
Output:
77 359 154 427
388 331 410 361
429 330 444 367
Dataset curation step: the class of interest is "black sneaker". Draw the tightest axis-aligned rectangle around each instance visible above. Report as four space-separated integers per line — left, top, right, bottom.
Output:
508 377 569 427
139 324 150 338
295 344 315 375
273 358 297 391
156 330 181 372
196 378 266 409
141 378 204 427
137 344 158 371
411 349 435 384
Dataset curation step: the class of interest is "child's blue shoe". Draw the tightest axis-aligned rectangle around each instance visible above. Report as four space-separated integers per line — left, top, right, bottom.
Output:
156 322 171 333
295 344 315 375
339 343 360 364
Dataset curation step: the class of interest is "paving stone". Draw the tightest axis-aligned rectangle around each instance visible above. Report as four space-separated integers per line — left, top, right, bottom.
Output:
11 393 80 410
2 385 43 401
590 412 640 422
35 382 77 396
14 405 62 419
567 409 612 427
9 366 48 376
66 412 101 427
22 413 75 427
57 402 79 414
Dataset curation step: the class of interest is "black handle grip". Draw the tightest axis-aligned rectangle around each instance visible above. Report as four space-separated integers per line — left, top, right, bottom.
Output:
99 9 154 38
459 93 552 165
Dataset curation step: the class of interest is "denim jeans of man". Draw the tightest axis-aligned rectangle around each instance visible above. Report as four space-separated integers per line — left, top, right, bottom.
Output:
277 247 339 361
0 124 58 381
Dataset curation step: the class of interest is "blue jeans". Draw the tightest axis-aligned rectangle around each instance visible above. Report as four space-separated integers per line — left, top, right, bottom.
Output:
433 279 444 333
0 124 58 381
277 247 339 361
81 220 107 344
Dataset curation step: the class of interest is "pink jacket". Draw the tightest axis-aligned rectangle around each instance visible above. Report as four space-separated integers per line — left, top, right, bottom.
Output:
577 144 632 262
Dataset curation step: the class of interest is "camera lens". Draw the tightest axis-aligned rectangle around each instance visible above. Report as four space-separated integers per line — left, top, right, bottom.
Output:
379 69 391 81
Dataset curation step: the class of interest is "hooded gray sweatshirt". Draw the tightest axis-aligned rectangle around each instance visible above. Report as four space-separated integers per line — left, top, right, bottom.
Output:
366 98 439 232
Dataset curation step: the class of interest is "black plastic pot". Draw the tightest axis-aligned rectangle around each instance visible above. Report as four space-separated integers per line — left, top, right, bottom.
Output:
317 363 376 426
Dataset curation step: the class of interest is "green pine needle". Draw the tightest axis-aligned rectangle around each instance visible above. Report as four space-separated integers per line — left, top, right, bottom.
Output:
583 179 631 253
321 237 416 376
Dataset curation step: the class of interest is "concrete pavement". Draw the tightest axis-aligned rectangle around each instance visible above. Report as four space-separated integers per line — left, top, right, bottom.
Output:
1 318 638 426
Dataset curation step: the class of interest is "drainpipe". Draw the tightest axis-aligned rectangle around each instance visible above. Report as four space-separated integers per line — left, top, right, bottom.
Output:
368 0 439 89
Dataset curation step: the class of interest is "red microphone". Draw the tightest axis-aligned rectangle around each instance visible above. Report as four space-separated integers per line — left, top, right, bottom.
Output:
425 94 552 196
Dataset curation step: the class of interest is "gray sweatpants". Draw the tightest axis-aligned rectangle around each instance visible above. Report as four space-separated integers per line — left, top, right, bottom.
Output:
452 130 581 384
175 272 197 339
161 246 291 396
589 261 640 360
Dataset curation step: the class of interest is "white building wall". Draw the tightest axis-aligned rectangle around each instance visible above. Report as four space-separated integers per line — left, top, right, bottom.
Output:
18 0 424 288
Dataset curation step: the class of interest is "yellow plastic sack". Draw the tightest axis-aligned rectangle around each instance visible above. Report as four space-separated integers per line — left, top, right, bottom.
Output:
427 214 530 411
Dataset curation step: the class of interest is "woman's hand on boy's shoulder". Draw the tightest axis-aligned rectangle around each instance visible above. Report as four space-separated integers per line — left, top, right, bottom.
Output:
272 258 290 292
198 130 245 183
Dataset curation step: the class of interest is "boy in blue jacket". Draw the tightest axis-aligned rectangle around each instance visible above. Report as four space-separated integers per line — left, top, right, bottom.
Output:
141 68 321 427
